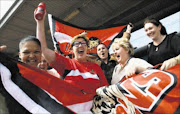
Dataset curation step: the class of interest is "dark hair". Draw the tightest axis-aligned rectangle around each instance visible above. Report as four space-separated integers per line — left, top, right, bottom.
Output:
19 36 41 50
97 43 108 49
144 17 167 35
97 43 110 60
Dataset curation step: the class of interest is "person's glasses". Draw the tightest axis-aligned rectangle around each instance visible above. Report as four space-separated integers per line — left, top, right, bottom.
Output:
73 41 87 47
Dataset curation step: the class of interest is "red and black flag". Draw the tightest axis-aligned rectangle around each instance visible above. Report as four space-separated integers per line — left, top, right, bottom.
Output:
1 14 180 114
0 52 86 114
116 64 180 113
48 14 127 56
1 53 180 114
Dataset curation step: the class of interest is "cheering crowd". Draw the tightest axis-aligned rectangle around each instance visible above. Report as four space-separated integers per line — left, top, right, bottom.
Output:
0 6 180 114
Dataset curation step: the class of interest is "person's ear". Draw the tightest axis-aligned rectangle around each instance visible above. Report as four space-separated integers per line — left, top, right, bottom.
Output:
127 50 130 54
19 52 21 58
18 52 22 61
158 25 162 31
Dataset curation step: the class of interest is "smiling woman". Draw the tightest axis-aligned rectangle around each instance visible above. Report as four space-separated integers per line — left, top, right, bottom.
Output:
35 9 109 113
143 17 180 70
111 38 152 84
18 36 42 67
130 12 180 49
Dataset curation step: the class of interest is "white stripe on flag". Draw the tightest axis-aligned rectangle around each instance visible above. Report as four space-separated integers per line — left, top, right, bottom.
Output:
54 32 72 43
67 100 93 114
0 63 50 114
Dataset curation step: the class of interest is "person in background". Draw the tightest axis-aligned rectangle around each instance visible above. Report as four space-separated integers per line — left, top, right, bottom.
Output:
96 43 117 84
38 55 60 78
97 23 133 84
19 36 42 67
144 17 180 70
35 10 108 113
111 38 153 84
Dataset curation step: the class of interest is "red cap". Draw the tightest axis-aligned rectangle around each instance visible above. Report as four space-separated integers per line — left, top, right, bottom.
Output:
38 2 46 9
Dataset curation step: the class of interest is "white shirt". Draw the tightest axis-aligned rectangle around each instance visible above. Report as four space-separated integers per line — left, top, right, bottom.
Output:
111 58 152 84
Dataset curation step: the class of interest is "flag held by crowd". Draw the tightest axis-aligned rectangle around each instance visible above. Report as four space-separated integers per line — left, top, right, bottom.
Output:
0 52 75 114
1 52 180 113
48 14 127 55
0 14 180 113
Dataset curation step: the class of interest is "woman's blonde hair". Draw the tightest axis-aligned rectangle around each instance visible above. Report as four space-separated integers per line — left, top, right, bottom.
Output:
111 38 134 56
70 32 89 48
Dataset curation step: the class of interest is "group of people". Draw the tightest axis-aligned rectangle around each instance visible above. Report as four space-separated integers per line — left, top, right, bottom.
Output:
97 18 180 86
0 7 180 113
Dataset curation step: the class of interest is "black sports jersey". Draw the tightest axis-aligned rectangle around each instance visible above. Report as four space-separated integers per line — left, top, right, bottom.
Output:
100 60 117 84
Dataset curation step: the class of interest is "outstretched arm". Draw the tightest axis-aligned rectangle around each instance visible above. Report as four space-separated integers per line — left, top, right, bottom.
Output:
161 54 180 70
34 10 56 64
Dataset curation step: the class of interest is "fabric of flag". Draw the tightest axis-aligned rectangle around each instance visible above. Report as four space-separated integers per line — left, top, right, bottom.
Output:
0 52 75 114
117 64 180 113
1 52 180 113
48 14 127 55
92 64 180 114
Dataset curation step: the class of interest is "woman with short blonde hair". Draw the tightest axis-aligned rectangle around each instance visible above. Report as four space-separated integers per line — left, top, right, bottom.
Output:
112 38 134 56
111 37 152 84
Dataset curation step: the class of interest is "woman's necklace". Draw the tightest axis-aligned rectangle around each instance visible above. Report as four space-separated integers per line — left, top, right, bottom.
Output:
154 35 166 52
155 47 158 51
